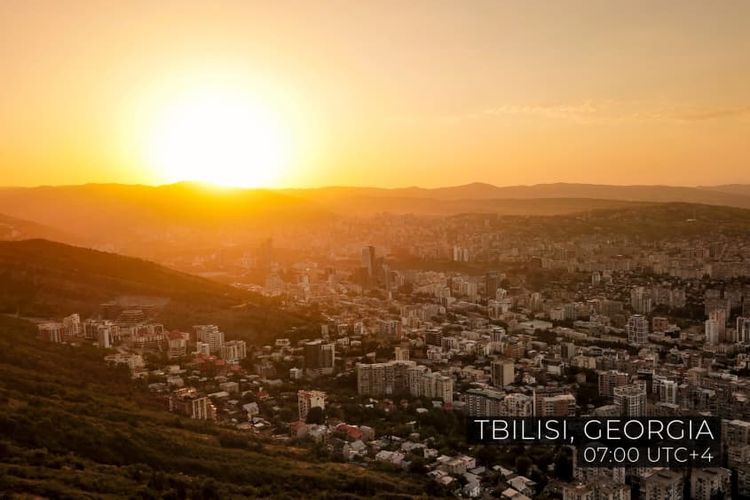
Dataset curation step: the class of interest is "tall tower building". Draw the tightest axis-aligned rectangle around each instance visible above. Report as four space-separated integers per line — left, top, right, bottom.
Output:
626 314 649 346
614 383 647 417
705 319 720 345
193 325 225 354
304 339 335 375
361 245 376 277
491 360 515 388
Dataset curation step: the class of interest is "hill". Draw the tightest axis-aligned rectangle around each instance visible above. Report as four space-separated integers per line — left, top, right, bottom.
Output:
3 182 750 259
0 315 424 498
0 183 332 257
284 182 750 207
491 202 750 240
0 239 316 343
0 212 77 243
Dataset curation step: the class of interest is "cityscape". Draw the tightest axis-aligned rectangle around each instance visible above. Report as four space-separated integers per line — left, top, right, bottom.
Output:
17 199 750 498
2 0 750 498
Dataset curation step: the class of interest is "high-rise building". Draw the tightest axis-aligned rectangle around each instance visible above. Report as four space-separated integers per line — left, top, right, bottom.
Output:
626 314 649 346
357 361 453 402
193 325 225 354
708 308 727 343
62 313 81 338
689 468 731 500
561 342 577 359
491 360 515 388
485 272 500 298
297 390 326 421
304 339 335 375
613 383 647 417
361 245 376 277
37 322 65 343
378 319 402 339
394 346 409 361
705 319 720 345
220 340 247 363
598 370 629 397
534 389 576 417
630 286 653 314
642 469 683 500
737 317 750 344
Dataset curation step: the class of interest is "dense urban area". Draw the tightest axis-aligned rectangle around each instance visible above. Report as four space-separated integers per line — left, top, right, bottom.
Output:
26 204 750 499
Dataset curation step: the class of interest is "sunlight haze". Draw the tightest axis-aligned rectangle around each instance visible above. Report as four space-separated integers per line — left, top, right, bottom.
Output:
1 0 749 188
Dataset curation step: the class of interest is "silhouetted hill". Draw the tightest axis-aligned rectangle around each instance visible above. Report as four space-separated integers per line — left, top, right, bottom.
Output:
492 202 750 240
0 183 331 256
0 239 316 343
0 316 423 498
283 182 750 206
2 183 750 256
0 212 78 243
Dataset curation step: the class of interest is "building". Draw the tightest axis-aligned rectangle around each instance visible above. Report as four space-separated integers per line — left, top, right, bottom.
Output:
613 383 647 417
37 322 65 343
169 387 214 420
652 316 670 333
195 341 211 356
642 469 683 500
689 468 731 500
394 346 410 361
626 314 649 346
193 325 224 354
708 308 727 343
705 319 721 346
297 390 326 421
357 360 453 403
737 316 750 344
598 370 629 398
534 389 576 417
304 339 335 375
630 286 652 314
502 393 533 417
167 331 189 358
62 313 81 338
561 342 577 359
361 245 376 278
464 388 505 417
561 483 594 500
492 360 515 388
378 319 402 340
220 340 247 363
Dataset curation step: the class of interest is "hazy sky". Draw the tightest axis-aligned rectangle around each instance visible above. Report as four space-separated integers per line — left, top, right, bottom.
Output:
1 0 749 188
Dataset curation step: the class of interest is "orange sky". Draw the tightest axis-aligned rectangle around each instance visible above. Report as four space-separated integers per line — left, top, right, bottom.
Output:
1 0 749 188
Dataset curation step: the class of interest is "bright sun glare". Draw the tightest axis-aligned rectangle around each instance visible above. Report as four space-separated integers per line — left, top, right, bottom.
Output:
147 87 288 188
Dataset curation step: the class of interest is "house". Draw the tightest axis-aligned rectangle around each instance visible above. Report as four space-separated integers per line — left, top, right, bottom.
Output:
242 402 259 418
508 475 536 497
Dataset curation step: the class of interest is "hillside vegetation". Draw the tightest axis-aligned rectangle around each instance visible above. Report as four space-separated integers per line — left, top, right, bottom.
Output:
0 315 424 498
0 239 317 343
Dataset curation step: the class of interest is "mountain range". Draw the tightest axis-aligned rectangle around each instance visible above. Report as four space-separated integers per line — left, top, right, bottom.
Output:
1 181 750 257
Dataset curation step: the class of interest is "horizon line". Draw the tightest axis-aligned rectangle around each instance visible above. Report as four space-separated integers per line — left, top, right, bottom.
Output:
2 180 750 191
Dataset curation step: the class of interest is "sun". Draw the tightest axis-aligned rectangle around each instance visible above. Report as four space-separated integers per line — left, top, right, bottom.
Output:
146 86 289 187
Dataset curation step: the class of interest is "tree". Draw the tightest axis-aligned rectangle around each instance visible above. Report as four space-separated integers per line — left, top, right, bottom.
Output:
515 455 532 477
306 406 325 424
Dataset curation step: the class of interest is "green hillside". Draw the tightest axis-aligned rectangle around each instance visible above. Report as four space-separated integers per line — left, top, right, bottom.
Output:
0 239 316 344
0 315 424 498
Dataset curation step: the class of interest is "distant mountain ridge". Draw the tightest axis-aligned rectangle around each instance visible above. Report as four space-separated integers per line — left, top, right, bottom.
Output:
1 181 750 256
284 181 750 205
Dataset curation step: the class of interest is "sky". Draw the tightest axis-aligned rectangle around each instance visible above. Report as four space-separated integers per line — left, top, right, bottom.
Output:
1 0 749 188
